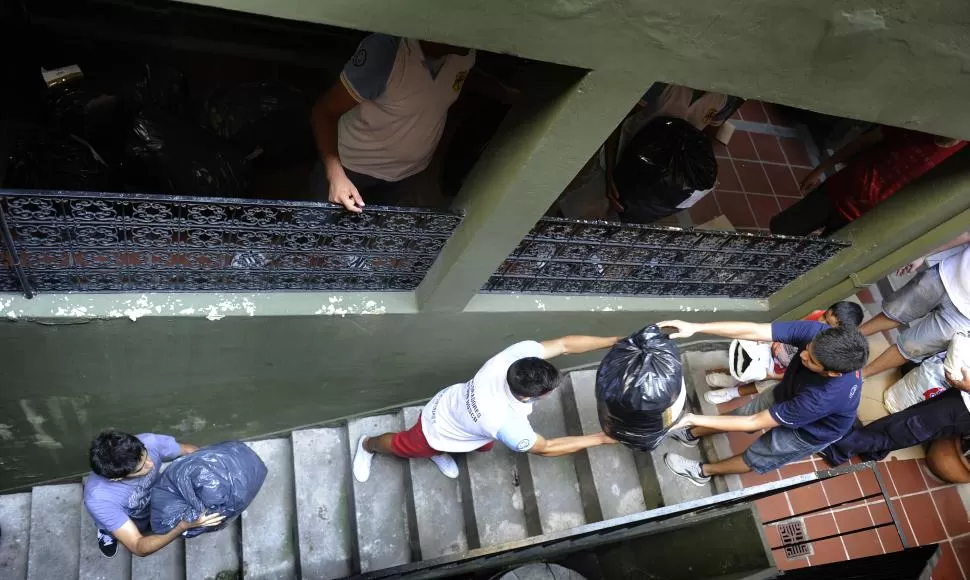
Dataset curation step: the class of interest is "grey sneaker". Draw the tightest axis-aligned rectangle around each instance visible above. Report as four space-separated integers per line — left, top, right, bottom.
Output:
664 453 711 487
667 427 700 448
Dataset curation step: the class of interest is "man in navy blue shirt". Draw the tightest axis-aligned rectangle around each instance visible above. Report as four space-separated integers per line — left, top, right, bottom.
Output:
655 319 869 486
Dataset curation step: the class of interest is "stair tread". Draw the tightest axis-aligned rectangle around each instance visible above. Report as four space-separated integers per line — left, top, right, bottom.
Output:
292 427 353 579
402 406 468 559
524 388 586 533
131 537 184 580
27 484 81 580
185 518 240 580
348 414 411 572
243 439 297 580
568 370 648 518
79 490 132 580
0 492 31 580
465 439 529 547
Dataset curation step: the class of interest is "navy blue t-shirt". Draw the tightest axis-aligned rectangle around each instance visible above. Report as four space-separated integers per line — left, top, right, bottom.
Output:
768 321 862 445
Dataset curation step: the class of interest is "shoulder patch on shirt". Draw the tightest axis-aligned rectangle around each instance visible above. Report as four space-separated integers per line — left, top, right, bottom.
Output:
452 70 469 92
352 47 368 67
515 438 532 451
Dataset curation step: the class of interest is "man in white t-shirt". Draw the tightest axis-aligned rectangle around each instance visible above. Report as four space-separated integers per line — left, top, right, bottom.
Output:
859 237 970 378
352 335 620 481
311 34 476 212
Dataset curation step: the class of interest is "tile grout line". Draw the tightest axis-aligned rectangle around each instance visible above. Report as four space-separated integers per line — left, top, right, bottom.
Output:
857 472 889 555
715 154 814 170
916 461 968 580
815 474 851 563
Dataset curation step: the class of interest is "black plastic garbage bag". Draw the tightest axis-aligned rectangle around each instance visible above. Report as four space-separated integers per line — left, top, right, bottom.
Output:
200 81 314 164
122 110 250 197
595 325 685 451
611 116 717 224
3 122 116 191
151 441 267 537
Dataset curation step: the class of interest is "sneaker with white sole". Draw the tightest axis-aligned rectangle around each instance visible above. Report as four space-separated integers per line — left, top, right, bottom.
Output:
705 386 741 405
429 454 459 479
663 452 711 487
97 529 118 558
352 436 374 482
667 427 700 448
706 372 738 389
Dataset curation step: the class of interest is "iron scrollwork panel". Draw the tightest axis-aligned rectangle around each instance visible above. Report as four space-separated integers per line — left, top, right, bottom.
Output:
0 190 464 295
484 217 849 299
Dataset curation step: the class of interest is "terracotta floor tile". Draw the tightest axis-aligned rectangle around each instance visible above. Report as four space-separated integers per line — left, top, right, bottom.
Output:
804 512 838 540
877 461 899 497
716 157 742 191
807 537 848 566
867 499 892 525
788 480 830 517
687 192 721 225
761 163 800 198
756 494 793 523
891 498 917 546
919 459 950 490
843 528 885 559
741 469 782 489
734 160 774 195
714 190 758 230
779 136 813 167
727 430 762 455
835 505 873 533
876 522 906 552
931 487 970 537
713 139 729 158
775 554 811 570
747 193 782 229
932 541 965 580
727 131 759 161
952 535 970 578
763 523 782 548
822 472 865 506
789 164 813 186
857 469 885 498
738 101 770 124
779 461 817 480
762 102 794 128
776 194 800 212
889 459 930 496
901 493 948 545
749 133 787 164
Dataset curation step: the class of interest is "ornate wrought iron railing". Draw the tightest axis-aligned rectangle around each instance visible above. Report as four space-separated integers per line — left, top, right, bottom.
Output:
484 217 849 299
0 190 463 296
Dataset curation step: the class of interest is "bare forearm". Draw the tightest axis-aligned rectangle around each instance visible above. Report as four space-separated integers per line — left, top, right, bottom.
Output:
690 322 772 342
133 526 184 557
691 413 760 433
560 335 620 355
534 434 606 457
310 104 344 180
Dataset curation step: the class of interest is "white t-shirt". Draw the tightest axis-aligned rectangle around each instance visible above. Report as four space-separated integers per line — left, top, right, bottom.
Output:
940 245 970 319
421 341 545 453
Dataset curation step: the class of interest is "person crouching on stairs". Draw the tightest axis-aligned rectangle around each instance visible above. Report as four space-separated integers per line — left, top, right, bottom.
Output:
352 336 620 482
655 319 868 486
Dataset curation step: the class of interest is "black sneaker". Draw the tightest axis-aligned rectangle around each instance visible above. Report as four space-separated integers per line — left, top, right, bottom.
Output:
97 529 117 558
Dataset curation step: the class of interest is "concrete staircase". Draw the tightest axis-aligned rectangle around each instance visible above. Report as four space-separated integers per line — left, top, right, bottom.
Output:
0 353 725 580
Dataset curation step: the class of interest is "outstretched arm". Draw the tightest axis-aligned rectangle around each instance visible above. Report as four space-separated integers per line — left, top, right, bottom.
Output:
657 320 773 342
528 432 617 457
540 335 621 359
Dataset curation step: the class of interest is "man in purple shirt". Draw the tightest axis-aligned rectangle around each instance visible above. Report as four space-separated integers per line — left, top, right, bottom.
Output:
654 319 869 486
83 431 225 558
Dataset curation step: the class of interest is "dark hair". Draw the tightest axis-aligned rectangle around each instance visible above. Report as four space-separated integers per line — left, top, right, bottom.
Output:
507 357 563 398
827 301 864 328
811 327 869 373
90 431 146 479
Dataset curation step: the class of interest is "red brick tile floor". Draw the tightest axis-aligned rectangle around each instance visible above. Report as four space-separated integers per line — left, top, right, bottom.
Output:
722 396 970 577
688 100 817 232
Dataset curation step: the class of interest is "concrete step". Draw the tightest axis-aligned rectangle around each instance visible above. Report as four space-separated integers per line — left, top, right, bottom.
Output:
649 387 717 505
79 492 132 580
0 492 31 579
402 406 468 559
185 518 240 580
684 349 737 493
27 484 81 580
463 435 530 547
243 439 298 580
130 538 184 580
292 427 353 579
347 414 411 572
521 387 585 534
564 371 646 520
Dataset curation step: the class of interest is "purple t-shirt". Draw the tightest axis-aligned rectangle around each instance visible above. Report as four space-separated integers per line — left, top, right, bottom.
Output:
83 433 181 533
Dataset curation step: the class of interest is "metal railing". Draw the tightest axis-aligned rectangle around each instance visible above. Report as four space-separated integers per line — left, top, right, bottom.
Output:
484 217 849 298
0 190 463 296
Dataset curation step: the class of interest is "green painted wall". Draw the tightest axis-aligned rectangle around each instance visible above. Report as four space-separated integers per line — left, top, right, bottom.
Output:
183 0 970 140
0 298 767 491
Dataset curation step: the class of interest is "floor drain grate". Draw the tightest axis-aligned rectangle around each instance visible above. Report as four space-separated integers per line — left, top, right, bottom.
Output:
778 520 811 559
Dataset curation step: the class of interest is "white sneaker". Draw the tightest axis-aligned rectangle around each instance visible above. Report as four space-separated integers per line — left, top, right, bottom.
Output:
352 436 374 482
663 452 711 487
667 427 700 448
705 387 740 405
429 454 459 479
706 372 738 389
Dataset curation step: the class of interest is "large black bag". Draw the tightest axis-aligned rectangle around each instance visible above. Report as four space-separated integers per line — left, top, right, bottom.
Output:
3 122 116 191
612 116 717 224
150 441 267 537
595 325 685 451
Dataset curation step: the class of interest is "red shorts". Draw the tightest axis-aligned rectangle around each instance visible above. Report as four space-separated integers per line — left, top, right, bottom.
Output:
390 415 495 458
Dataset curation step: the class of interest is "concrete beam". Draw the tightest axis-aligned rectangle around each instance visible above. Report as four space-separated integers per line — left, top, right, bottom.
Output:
181 0 970 140
417 67 645 311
